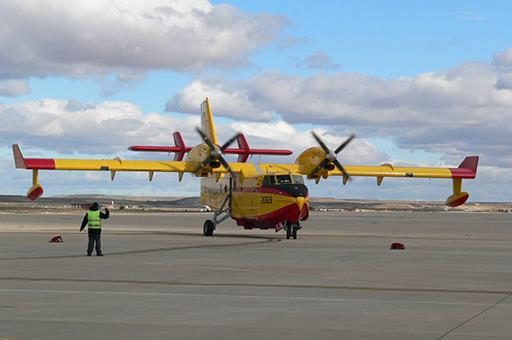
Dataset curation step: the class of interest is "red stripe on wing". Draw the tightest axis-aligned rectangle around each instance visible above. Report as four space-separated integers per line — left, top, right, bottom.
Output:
24 158 56 170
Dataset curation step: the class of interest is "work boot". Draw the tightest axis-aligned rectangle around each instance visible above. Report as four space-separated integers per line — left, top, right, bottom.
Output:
97 253 103 256
87 253 91 256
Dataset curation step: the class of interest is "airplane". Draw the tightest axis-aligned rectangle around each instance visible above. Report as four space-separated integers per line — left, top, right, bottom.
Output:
12 98 479 239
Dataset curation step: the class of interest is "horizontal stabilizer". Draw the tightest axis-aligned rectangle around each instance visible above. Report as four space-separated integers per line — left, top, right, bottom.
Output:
128 132 293 162
173 132 187 161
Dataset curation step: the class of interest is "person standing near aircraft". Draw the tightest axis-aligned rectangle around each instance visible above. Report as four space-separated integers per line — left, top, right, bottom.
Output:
80 202 109 256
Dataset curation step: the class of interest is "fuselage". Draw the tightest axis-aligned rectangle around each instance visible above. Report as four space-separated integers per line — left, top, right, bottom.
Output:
201 172 309 230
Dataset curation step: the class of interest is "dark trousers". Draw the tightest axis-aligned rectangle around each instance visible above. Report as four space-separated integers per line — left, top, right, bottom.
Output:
87 229 102 255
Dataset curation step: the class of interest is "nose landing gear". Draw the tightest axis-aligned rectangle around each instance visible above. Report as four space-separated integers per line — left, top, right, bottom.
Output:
285 221 301 239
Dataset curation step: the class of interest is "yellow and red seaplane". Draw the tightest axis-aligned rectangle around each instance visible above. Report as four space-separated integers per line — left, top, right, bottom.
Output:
12 98 479 239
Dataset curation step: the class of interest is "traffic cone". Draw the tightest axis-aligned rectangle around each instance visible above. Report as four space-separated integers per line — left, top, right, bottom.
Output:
390 242 405 250
49 235 63 243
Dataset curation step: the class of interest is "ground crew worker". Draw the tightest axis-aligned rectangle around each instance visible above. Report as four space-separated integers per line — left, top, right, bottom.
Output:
80 202 109 256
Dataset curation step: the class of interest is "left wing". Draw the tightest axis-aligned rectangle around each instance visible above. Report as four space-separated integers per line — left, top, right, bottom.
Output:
12 144 236 201
13 144 199 172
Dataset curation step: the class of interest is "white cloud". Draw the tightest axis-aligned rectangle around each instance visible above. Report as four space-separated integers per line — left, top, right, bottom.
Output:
166 79 274 120
455 11 488 21
1 98 386 166
0 79 30 97
300 51 340 70
229 120 387 165
0 0 285 79
1 99 199 154
169 52 512 168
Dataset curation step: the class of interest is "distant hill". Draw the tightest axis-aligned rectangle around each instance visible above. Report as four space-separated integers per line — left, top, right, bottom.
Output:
0 194 510 212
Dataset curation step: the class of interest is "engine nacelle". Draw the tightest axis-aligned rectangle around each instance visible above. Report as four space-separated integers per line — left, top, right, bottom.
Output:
295 147 327 176
185 144 211 163
185 144 222 176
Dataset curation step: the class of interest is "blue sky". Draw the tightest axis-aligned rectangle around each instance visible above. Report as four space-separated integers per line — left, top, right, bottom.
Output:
1 1 511 202
226 0 511 77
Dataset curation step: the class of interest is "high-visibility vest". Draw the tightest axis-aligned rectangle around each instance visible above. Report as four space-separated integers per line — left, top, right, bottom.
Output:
87 210 101 229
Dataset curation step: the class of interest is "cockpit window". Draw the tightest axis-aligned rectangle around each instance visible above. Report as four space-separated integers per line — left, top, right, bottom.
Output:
276 175 292 184
262 174 305 186
262 175 276 186
292 175 304 184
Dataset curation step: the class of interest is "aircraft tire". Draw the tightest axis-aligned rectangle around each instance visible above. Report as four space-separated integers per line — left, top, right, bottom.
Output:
203 220 215 236
285 223 292 239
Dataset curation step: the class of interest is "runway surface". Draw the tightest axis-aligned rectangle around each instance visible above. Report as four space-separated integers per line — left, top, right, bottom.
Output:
0 211 511 339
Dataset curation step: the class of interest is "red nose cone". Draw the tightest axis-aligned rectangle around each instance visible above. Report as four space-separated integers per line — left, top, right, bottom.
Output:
390 242 405 250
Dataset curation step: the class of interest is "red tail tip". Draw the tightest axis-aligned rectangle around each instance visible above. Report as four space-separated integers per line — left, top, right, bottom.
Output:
458 156 479 172
12 144 27 169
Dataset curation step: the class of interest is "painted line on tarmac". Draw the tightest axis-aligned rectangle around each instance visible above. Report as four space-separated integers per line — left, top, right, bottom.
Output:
0 288 503 306
2 230 511 242
0 277 509 296
437 292 512 339
0 238 280 261
303 234 512 242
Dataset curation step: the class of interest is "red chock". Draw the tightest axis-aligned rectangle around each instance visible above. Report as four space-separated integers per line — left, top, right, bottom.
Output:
49 235 63 243
390 242 405 250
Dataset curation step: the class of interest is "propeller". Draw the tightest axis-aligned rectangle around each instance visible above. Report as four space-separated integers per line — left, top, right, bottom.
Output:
194 127 241 176
310 131 355 180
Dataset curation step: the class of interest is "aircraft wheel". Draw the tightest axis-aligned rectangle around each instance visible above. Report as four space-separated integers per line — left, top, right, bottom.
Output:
203 220 215 237
292 226 298 239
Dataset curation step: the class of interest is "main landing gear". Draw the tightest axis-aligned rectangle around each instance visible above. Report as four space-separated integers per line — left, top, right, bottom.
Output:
203 192 231 237
285 221 301 240
203 220 215 236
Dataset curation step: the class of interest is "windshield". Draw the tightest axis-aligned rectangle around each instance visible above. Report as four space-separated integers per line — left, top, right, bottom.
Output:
292 175 304 184
262 175 276 186
262 175 304 186
276 175 292 184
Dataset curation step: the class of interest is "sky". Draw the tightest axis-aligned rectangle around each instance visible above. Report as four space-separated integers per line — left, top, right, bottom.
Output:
1 0 511 202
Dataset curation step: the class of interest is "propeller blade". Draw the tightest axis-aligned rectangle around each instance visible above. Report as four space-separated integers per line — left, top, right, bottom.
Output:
218 156 235 176
311 131 331 154
195 127 216 151
334 134 356 154
193 129 240 176
220 133 241 152
333 159 350 180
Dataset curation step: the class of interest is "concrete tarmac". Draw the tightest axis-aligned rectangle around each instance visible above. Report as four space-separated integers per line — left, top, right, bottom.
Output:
0 211 511 339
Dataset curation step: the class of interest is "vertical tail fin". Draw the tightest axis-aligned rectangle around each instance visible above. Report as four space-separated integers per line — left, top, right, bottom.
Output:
236 134 250 162
172 132 187 161
200 98 219 145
